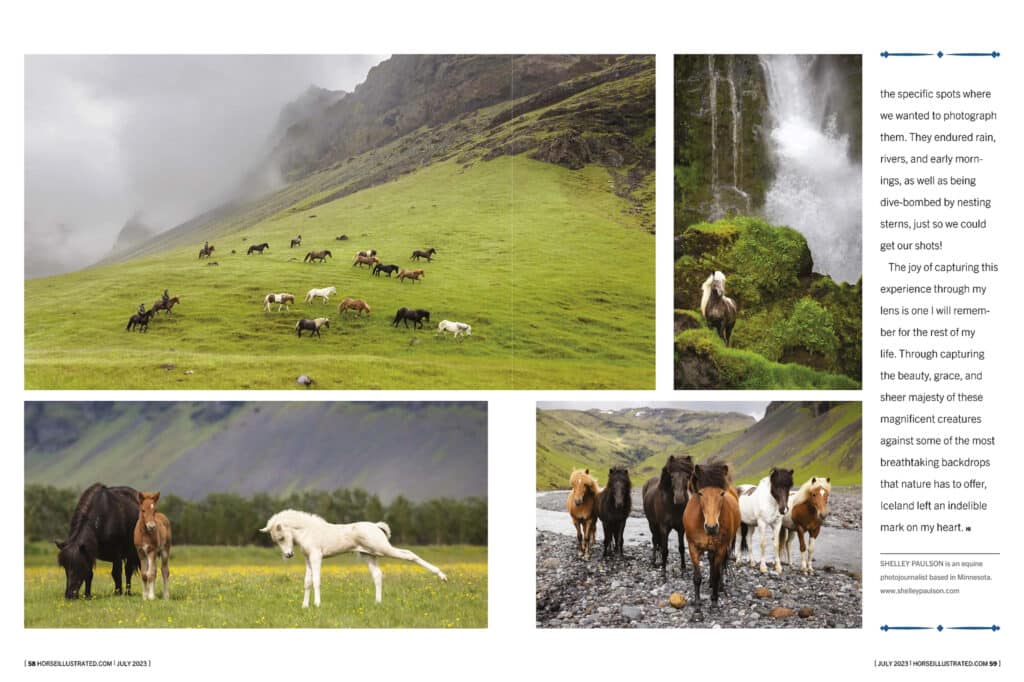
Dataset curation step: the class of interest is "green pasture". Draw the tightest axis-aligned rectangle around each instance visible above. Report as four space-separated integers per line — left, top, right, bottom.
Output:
24 543 486 628
25 156 654 389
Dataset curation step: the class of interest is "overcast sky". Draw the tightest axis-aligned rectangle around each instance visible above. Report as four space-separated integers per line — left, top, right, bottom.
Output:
537 402 769 421
24 55 386 277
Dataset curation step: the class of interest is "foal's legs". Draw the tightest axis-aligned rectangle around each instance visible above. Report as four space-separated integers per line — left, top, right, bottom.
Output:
302 556 313 608
376 545 448 581
160 547 170 599
363 553 384 603
310 552 323 607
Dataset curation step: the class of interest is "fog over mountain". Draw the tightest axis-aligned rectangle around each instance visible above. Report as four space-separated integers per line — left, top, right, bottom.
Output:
25 55 385 278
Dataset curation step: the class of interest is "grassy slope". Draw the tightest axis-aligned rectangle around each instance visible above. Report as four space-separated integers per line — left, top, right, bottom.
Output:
24 543 486 628
25 155 653 389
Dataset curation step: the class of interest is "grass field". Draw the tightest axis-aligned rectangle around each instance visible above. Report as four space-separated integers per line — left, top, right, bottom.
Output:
24 543 486 628
25 155 654 389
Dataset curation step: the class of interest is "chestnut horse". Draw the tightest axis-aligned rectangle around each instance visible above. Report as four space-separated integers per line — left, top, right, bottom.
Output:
780 476 831 574
338 298 371 317
641 454 694 575
151 296 180 315
596 466 632 559
198 244 215 259
133 492 172 601
397 268 425 283
353 254 380 268
683 463 740 614
566 468 599 560
305 250 332 263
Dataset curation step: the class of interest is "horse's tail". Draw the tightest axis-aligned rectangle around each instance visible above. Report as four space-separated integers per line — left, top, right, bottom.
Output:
375 521 392 539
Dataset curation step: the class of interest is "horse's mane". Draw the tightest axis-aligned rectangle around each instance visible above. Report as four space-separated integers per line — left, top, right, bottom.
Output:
607 465 631 488
66 483 107 538
792 476 831 506
701 271 731 316
265 509 329 529
691 462 733 490
569 468 598 493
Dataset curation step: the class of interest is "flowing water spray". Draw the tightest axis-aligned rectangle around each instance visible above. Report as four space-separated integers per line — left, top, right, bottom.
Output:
760 55 861 283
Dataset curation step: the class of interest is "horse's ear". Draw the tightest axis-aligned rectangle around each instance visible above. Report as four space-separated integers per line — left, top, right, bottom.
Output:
811 477 817 485
136 492 144 504
770 467 777 474
584 468 589 475
259 524 270 533
54 539 65 550
825 477 831 484
152 491 160 503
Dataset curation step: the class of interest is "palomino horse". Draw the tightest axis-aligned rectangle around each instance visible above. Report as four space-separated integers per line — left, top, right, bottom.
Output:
597 466 632 559
198 244 215 259
397 268 425 283
641 454 694 575
736 467 794 574
304 286 337 304
126 309 155 332
411 247 437 262
566 468 599 560
392 307 430 329
296 318 330 338
338 298 371 317
701 271 737 346
436 320 471 339
352 254 380 268
780 476 831 574
133 492 172 601
247 242 270 255
261 509 447 607
264 293 295 312
305 250 332 263
151 296 181 315
683 463 740 614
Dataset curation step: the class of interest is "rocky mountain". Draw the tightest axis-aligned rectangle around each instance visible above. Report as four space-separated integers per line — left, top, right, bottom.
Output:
536 401 861 489
25 402 486 501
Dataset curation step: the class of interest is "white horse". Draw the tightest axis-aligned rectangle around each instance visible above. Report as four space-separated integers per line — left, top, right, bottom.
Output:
260 509 448 608
304 286 337 304
264 292 295 312
436 320 471 339
735 467 794 574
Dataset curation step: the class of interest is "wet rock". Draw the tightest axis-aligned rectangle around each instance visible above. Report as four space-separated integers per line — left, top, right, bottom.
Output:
798 607 814 618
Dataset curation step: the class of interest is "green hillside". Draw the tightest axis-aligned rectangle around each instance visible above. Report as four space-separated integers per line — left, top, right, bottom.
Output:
26 56 654 389
536 402 861 489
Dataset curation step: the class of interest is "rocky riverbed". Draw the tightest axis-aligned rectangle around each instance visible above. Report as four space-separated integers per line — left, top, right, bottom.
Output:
535 486 862 629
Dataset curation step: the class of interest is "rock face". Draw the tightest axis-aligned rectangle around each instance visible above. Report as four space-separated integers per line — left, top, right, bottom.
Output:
106 214 156 258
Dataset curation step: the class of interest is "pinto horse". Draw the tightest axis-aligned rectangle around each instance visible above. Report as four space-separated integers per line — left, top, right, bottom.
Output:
264 293 295 312
296 318 330 338
151 296 181 315
566 468 599 560
338 298 371 317
373 263 400 278
642 454 694 575
392 307 430 329
780 476 831 574
397 268 425 283
247 242 270 255
198 244 215 259
261 509 447 607
56 484 140 599
684 463 740 613
126 309 155 332
305 250 332 263
133 492 172 601
290 236 302 248
736 467 794 574
411 247 437 262
597 466 632 559
701 271 737 346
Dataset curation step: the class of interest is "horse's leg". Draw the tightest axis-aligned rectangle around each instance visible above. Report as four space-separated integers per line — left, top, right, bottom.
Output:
807 526 821 575
688 543 702 606
757 518 769 573
573 518 584 559
363 553 384 603
111 558 123 595
677 529 687 577
161 547 170 599
310 552 323 607
771 521 783 574
797 528 810 574
376 544 448 581
302 556 313 608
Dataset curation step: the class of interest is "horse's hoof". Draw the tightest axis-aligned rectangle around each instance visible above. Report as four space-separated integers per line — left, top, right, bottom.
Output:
690 610 705 623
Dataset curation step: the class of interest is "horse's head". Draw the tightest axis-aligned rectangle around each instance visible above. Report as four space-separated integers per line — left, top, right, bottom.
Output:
660 454 694 505
690 463 733 535
606 466 631 508
55 536 94 599
808 477 831 520
137 491 161 532
769 467 794 515
260 521 296 559
569 469 595 506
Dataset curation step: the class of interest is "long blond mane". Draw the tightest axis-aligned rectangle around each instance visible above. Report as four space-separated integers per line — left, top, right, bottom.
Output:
569 468 599 494
792 476 831 506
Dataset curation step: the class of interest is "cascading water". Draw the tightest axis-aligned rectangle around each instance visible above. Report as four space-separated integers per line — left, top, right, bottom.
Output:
760 55 861 283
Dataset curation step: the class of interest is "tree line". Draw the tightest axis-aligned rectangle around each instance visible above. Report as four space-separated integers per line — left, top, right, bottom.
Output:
26 485 487 546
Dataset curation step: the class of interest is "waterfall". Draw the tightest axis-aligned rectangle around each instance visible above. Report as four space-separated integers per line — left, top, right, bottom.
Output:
760 55 861 283
707 55 719 212
724 57 751 212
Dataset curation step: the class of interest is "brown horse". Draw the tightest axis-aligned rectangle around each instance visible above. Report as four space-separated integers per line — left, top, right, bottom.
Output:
780 476 831 574
683 463 740 614
701 271 737 346
133 492 172 601
198 244 215 259
338 297 371 317
411 247 437 262
352 254 380 268
151 296 181 314
305 250 332 263
642 454 694 575
566 469 599 560
397 268 425 283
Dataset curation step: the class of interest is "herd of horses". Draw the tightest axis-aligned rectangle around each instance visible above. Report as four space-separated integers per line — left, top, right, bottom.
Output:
566 459 832 614
55 483 447 608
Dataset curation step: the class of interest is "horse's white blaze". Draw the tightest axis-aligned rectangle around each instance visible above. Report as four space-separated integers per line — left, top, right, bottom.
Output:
261 509 447 608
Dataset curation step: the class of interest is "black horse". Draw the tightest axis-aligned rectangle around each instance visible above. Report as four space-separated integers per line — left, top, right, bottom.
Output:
392 307 430 329
247 242 270 255
335 234 349 241
126 309 156 332
56 483 141 599
642 454 694 574
597 466 632 559
373 263 400 278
